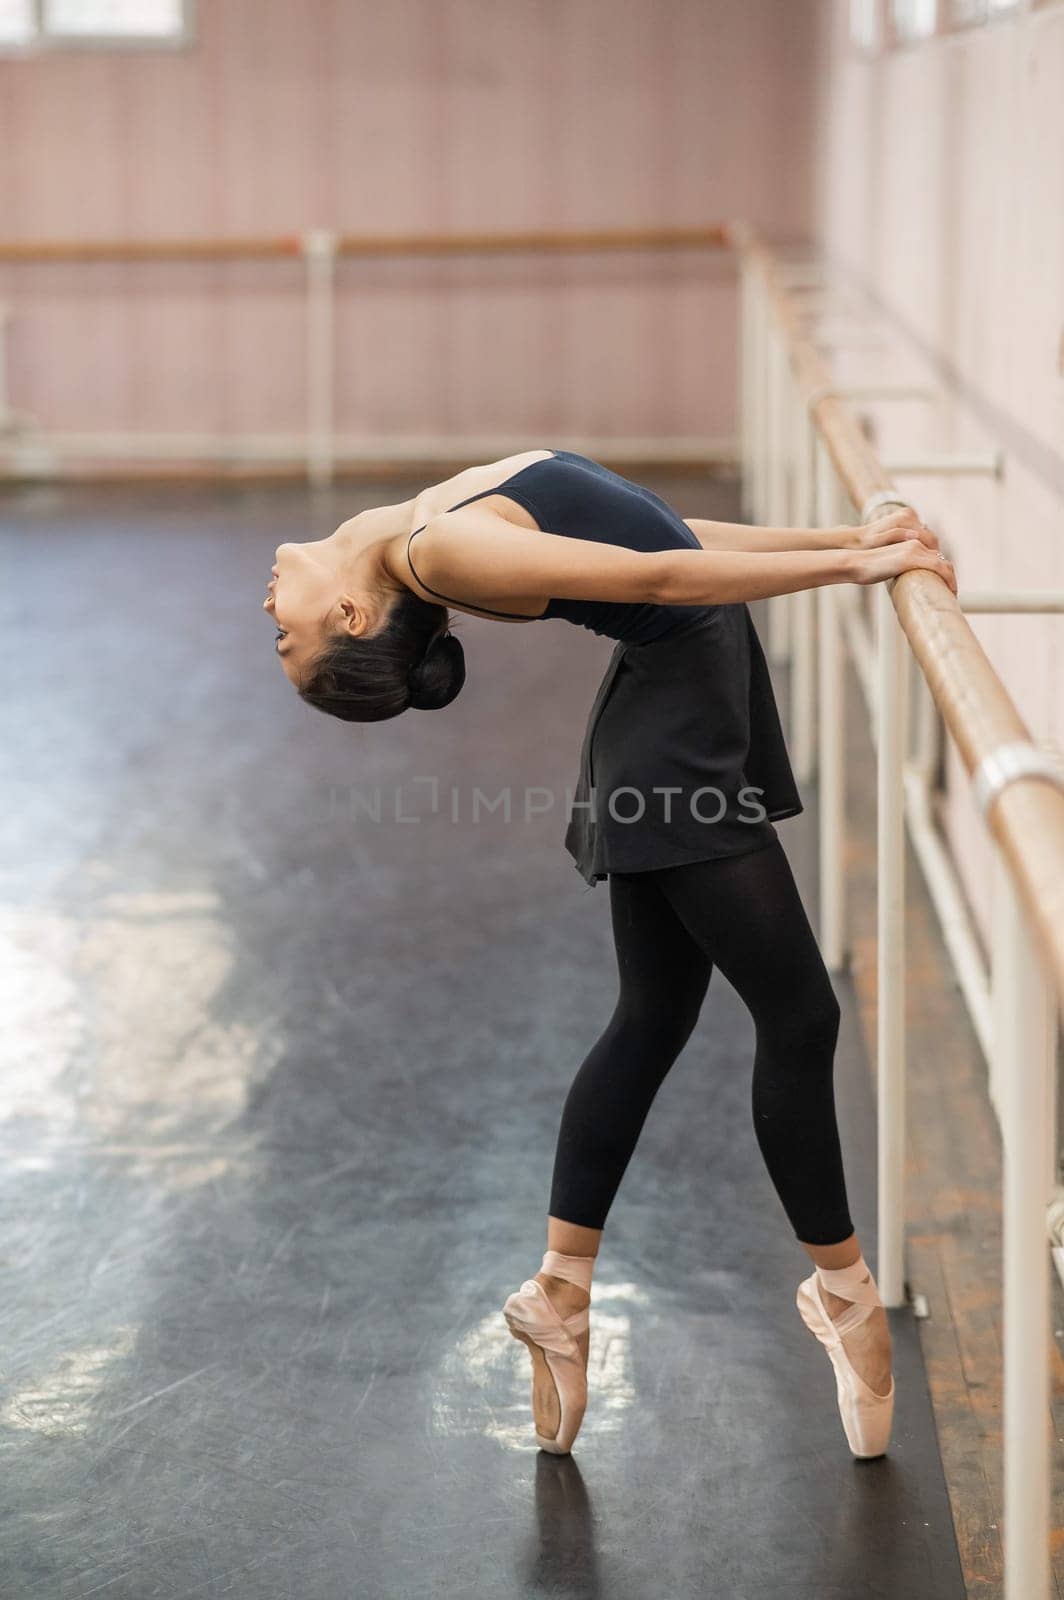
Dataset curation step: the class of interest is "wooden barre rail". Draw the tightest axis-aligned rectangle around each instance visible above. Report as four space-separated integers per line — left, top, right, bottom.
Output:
0 223 731 265
729 219 1064 1000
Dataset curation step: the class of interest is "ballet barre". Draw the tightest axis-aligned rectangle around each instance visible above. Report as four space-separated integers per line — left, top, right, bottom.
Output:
0 223 732 487
733 218 1062 1600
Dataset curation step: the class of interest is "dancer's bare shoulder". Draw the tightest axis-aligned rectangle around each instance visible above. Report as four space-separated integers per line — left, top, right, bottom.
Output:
394 450 557 622
409 449 555 533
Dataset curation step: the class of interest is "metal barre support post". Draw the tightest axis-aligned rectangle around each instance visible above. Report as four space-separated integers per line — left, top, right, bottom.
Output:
876 576 909 1312
815 436 847 973
303 229 338 491
992 849 1055 1600
766 320 793 663
791 379 817 783
827 485 911 1307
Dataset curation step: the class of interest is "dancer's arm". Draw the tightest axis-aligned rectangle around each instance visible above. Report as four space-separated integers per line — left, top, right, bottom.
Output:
684 520 844 553
683 506 942 555
407 505 956 612
656 540 955 605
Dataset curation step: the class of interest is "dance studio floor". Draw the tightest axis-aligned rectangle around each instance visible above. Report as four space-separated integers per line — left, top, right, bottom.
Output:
2 479 966 1599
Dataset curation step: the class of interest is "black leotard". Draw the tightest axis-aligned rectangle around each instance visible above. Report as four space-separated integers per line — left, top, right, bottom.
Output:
404 447 802 883
405 449 712 647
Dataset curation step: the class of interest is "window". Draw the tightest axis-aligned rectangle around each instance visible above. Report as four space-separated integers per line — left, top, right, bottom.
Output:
0 0 33 43
0 0 188 48
951 0 1023 22
891 0 939 39
850 0 882 49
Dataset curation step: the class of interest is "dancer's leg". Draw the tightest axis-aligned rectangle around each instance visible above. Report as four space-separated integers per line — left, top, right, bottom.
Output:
547 867 713 1232
651 839 851 1243
650 838 891 1395
508 869 710 1450
536 869 713 1319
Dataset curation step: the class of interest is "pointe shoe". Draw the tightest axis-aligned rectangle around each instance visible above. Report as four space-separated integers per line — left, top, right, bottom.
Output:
795 1254 895 1459
502 1250 593 1455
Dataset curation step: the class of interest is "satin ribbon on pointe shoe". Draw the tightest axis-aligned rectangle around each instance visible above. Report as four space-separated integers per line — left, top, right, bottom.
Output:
795 1254 896 1459
502 1279 590 1454
502 1250 594 1455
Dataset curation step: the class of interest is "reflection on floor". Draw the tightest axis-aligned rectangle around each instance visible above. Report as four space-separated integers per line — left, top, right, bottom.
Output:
1 479 965 1598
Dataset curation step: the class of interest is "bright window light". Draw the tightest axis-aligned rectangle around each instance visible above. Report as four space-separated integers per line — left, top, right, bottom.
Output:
952 0 1021 22
892 0 939 39
851 0 882 49
0 0 188 45
0 0 33 44
43 0 184 36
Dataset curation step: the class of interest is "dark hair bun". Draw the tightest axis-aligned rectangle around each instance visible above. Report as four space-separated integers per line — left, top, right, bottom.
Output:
407 630 466 711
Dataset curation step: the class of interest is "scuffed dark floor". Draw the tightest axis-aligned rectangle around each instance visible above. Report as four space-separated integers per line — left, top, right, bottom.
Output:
1 477 965 1599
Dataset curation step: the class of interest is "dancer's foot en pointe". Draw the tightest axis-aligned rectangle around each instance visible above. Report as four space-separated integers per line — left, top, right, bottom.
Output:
796 1245 895 1458
502 1247 594 1455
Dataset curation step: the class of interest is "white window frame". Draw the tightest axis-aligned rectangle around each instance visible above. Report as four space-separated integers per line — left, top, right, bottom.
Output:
951 0 988 21
950 0 1028 25
0 0 193 55
850 0 883 51
890 0 940 41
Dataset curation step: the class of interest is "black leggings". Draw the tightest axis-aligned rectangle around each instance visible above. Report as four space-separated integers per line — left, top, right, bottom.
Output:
548 837 855 1246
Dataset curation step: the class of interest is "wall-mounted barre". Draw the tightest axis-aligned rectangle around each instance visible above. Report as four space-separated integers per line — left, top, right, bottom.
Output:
733 218 1062 1600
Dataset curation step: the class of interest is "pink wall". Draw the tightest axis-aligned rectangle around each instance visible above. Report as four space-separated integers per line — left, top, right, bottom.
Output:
0 0 819 451
813 0 1064 950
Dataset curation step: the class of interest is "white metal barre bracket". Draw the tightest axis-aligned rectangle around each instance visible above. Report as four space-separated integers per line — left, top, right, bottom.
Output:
807 383 937 409
972 741 1064 818
959 591 1064 614
774 268 837 290
882 451 1004 478
810 334 889 353
787 293 865 316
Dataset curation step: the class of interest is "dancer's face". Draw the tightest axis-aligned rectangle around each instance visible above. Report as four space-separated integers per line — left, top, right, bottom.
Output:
264 538 343 683
263 521 392 685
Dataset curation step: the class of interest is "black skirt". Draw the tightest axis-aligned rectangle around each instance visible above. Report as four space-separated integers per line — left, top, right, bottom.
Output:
563 604 803 885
